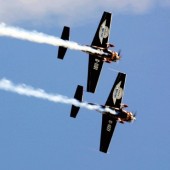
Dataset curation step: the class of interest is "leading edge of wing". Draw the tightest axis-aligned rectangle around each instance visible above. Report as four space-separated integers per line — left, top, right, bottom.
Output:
87 56 104 93
100 114 117 153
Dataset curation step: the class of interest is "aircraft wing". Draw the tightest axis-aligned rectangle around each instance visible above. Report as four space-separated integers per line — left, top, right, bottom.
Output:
105 72 126 108
87 11 112 93
100 114 117 153
87 56 103 93
91 11 112 48
100 72 126 153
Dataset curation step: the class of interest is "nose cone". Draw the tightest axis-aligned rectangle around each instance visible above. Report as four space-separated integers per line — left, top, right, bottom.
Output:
111 51 121 62
114 52 120 60
117 55 121 60
133 116 136 121
117 54 121 60
129 112 136 122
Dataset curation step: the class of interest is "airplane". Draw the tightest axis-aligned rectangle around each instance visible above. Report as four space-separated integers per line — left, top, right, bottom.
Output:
57 11 121 93
70 72 136 153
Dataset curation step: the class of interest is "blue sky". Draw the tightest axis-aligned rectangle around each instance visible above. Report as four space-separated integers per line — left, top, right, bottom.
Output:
0 1 170 170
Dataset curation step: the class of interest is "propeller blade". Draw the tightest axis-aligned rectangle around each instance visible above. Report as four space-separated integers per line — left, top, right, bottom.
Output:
118 49 121 56
133 111 137 119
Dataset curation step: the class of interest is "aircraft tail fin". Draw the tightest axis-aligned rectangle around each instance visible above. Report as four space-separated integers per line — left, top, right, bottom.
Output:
70 85 83 118
57 26 70 59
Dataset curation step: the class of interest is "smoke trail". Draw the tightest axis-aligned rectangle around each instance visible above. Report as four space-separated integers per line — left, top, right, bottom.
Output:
0 23 102 55
0 78 116 114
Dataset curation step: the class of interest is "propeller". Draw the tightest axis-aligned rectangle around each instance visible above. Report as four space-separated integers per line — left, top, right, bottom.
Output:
118 49 122 58
132 111 137 120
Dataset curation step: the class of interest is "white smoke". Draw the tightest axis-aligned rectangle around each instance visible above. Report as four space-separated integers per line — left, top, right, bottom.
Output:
0 78 116 114
0 23 102 54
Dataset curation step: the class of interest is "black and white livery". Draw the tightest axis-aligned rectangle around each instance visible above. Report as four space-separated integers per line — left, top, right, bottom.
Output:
70 72 136 153
57 11 121 93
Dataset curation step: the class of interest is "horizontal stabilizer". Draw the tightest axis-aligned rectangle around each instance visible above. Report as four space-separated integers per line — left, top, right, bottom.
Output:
57 26 70 59
70 85 83 118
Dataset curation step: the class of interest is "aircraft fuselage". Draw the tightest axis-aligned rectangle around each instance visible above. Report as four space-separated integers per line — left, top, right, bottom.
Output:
83 45 121 63
107 107 135 123
98 105 135 123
